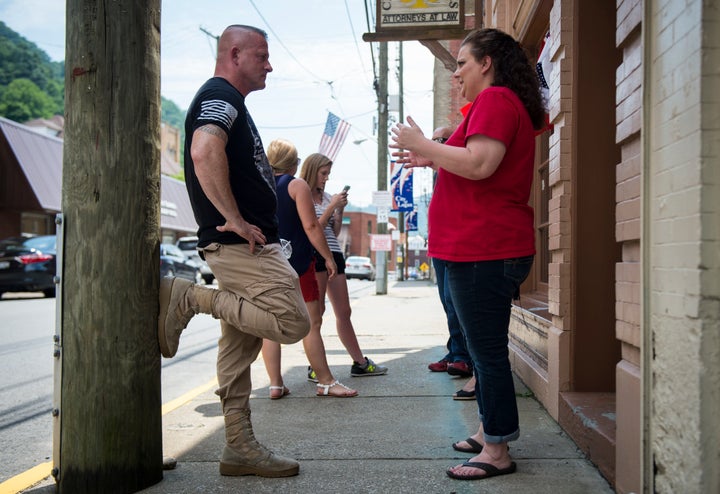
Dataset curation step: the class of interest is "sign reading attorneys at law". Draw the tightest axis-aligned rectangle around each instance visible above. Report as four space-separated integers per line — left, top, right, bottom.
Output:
377 0 463 30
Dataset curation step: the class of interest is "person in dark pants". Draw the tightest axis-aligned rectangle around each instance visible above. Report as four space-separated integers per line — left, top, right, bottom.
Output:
391 27 545 481
427 126 474 387
427 126 475 399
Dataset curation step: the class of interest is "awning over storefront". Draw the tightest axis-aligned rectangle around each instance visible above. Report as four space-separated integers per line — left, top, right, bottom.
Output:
0 116 197 235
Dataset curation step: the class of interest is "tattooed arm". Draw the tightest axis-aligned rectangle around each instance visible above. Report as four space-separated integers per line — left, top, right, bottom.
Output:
191 123 266 251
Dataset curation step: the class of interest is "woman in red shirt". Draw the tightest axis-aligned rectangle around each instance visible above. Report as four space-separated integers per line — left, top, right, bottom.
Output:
391 28 545 481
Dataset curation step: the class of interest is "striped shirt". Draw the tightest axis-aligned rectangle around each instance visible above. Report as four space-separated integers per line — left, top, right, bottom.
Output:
314 192 342 253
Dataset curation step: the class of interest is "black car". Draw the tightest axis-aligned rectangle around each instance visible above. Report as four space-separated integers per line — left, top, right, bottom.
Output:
160 243 202 283
0 235 57 298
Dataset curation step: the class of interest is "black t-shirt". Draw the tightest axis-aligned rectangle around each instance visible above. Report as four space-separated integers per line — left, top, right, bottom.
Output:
184 77 279 248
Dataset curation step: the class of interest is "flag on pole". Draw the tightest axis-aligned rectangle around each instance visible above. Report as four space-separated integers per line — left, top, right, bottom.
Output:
318 112 351 161
535 31 554 135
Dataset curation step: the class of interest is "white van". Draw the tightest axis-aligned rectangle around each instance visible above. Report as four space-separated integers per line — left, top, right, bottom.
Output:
176 236 214 284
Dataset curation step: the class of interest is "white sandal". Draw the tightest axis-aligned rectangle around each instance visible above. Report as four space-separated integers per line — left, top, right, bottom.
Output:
269 385 290 400
316 380 357 398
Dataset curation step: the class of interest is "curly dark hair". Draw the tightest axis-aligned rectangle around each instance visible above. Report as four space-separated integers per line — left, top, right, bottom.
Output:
461 28 545 130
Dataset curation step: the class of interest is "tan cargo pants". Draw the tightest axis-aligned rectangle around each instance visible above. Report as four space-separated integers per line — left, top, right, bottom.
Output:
201 242 310 415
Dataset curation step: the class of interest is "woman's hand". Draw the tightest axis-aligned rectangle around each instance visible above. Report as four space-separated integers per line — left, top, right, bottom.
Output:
329 190 348 209
392 150 436 170
325 256 337 281
390 116 435 169
390 116 425 149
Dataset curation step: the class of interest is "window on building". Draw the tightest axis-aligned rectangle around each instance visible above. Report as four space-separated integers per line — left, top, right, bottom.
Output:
519 127 551 320
21 212 54 236
537 133 550 285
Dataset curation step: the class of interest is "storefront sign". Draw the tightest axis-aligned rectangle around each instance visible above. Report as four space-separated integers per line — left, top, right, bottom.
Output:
378 0 463 30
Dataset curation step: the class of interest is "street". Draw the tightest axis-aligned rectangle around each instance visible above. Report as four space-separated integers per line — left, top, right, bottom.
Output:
0 292 220 484
0 278 377 484
0 295 54 484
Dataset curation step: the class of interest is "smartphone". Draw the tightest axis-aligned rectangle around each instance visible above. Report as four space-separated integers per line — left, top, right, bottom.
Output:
342 185 351 193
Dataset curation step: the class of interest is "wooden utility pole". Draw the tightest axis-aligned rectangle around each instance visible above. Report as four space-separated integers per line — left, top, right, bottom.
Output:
397 41 406 281
57 1 163 492
375 41 389 295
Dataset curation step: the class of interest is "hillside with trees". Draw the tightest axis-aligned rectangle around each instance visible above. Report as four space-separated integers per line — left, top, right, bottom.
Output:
0 21 185 136
161 96 185 131
0 21 64 122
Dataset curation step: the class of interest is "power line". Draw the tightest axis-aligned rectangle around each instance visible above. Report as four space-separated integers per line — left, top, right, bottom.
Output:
257 109 375 130
344 0 370 87
199 26 218 58
364 0 378 92
247 0 330 85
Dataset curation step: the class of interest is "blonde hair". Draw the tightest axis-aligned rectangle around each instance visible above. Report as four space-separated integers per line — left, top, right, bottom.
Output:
299 153 332 190
266 139 298 173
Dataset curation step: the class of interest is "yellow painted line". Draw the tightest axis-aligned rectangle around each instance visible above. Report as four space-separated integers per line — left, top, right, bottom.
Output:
161 378 218 415
0 462 52 494
0 378 218 494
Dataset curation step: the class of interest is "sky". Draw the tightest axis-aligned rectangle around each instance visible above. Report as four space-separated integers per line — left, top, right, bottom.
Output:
0 0 439 208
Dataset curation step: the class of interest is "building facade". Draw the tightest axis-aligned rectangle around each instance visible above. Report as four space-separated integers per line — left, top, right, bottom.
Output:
429 1 719 492
342 210 397 272
0 117 197 242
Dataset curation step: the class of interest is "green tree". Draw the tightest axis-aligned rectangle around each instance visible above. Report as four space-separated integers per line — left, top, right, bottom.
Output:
0 20 184 150
160 96 185 129
161 96 186 173
0 78 56 122
0 21 64 117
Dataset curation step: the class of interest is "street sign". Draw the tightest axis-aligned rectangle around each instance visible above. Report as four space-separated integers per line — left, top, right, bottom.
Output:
372 190 392 208
377 206 389 223
370 234 392 252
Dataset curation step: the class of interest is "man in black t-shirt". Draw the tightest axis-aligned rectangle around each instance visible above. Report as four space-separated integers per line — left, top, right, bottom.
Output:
158 25 310 478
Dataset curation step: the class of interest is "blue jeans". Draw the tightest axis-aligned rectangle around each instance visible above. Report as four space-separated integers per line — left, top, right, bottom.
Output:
446 256 534 444
432 258 471 364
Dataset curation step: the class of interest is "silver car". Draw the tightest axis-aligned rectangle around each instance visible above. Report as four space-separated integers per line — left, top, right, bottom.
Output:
176 236 214 284
345 256 376 281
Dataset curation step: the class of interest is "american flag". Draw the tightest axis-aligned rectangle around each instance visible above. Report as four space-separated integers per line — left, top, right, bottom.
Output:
318 112 351 161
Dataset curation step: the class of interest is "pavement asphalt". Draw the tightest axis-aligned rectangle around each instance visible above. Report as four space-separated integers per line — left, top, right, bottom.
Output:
21 279 614 494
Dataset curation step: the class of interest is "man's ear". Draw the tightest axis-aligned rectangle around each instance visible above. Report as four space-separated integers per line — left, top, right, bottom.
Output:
231 46 241 64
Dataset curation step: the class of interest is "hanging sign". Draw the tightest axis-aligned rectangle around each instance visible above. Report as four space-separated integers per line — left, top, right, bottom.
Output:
390 162 414 212
377 1 464 30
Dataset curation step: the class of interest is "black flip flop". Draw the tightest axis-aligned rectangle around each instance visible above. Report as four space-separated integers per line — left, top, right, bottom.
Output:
446 461 517 480
452 437 483 453
452 389 475 400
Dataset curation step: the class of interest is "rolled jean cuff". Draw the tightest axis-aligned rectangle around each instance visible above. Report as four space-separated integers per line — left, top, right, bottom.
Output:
484 428 520 444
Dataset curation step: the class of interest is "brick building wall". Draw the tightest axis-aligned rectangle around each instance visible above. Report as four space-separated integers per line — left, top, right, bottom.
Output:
614 1 643 492
342 211 397 271
647 0 720 492
545 0 576 417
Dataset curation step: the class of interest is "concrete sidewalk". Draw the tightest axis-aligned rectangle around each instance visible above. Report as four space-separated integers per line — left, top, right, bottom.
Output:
26 280 614 494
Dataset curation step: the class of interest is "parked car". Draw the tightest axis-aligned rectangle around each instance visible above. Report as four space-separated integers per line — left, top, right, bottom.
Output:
176 236 214 284
0 235 35 256
345 256 376 281
160 243 202 284
407 267 421 280
0 235 57 298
